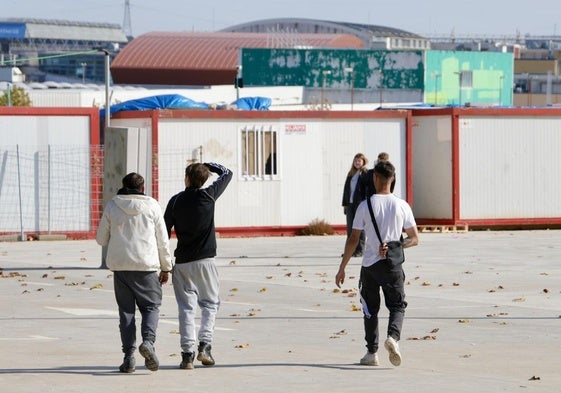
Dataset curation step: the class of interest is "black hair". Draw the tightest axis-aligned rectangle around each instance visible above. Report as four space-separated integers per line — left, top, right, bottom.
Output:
122 172 144 191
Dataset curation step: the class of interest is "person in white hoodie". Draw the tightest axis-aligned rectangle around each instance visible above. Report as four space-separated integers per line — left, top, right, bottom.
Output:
96 172 173 373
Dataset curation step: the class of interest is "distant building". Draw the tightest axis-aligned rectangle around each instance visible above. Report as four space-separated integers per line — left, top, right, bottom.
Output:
0 18 128 83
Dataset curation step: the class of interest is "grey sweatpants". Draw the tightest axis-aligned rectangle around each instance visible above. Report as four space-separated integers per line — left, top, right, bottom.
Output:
113 270 162 356
172 258 220 353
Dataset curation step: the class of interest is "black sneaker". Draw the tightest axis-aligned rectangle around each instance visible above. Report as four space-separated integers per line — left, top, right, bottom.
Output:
119 355 136 373
139 341 159 371
180 352 195 370
197 342 215 366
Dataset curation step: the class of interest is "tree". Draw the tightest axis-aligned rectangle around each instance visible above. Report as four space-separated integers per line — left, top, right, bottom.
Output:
0 86 32 106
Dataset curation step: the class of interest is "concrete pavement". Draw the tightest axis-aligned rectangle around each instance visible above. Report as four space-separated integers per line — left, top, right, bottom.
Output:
1 231 560 393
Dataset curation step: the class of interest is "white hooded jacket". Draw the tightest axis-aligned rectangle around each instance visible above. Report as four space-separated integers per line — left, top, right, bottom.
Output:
96 194 173 272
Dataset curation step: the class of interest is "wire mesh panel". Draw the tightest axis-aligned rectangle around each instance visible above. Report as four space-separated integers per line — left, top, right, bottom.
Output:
0 144 103 236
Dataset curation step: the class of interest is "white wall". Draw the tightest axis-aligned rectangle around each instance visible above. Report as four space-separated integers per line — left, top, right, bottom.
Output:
459 116 561 219
114 113 408 230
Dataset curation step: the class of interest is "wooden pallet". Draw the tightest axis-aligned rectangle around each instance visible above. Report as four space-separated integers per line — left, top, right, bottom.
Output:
418 224 469 233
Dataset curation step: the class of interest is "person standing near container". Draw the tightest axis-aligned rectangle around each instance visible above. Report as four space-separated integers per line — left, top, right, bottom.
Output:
96 172 173 373
342 153 369 257
164 162 232 370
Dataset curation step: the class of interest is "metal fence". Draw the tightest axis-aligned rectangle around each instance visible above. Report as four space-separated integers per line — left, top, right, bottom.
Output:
0 144 103 239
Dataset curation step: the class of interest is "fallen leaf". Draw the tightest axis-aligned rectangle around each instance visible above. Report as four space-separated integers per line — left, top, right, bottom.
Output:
42 274 48 278
422 282 431 286
54 276 65 280
235 343 250 348
458 319 470 323
230 288 239 292
266 276 273 279
529 376 541 381
332 288 340 293
453 282 460 286
430 328 439 333
229 260 236 265
259 288 267 293
513 297 525 302
285 272 292 277
350 304 360 312
543 288 549 293
90 283 103 290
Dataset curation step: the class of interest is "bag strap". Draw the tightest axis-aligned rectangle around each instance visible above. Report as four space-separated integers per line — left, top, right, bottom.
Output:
366 197 383 244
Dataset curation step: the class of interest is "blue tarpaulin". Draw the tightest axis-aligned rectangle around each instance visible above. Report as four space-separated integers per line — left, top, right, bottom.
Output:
230 96 271 110
100 94 272 117
100 94 209 117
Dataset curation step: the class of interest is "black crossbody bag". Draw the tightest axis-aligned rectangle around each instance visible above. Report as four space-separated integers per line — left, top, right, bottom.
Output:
366 197 405 270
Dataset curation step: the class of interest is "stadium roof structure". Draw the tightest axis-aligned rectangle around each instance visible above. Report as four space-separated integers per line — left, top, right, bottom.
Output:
110 31 364 86
222 18 427 48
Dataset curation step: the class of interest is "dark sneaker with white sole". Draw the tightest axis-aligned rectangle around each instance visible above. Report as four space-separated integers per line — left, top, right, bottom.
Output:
180 352 195 370
197 342 215 366
119 355 136 373
139 341 159 371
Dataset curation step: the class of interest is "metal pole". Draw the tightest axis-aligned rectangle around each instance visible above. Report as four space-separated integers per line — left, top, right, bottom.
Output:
7 83 12 107
47 144 51 234
379 71 383 107
104 51 110 129
16 145 25 241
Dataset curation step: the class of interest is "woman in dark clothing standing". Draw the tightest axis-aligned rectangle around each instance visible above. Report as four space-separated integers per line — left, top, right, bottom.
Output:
342 152 368 257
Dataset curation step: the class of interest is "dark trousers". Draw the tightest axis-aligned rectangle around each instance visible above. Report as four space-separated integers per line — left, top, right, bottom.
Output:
359 262 407 353
113 271 162 356
345 204 365 254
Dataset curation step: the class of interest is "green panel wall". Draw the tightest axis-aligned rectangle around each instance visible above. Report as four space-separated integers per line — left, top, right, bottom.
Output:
425 51 514 106
241 48 424 90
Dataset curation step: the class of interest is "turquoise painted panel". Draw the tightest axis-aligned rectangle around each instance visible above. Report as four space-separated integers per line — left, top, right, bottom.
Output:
241 49 424 90
425 51 514 106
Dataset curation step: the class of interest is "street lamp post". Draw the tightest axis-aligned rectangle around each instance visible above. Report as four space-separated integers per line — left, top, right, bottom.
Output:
235 65 242 101
432 71 441 105
344 67 354 111
95 48 111 130
321 70 331 110
80 62 87 83
377 70 384 107
499 75 505 106
454 71 463 106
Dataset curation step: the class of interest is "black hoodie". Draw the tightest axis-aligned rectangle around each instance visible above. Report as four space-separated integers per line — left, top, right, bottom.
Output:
164 162 232 263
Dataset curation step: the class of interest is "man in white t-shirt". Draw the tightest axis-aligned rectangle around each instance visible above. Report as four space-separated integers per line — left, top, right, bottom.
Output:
336 160 419 367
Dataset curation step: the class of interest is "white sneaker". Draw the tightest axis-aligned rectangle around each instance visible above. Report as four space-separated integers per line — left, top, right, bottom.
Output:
384 337 402 366
359 351 379 366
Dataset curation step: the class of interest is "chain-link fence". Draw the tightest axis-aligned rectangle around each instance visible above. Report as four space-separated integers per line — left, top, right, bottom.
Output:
0 144 103 239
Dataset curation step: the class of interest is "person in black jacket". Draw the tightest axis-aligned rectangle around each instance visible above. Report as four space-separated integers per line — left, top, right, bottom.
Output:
164 162 232 370
342 153 369 257
363 152 395 198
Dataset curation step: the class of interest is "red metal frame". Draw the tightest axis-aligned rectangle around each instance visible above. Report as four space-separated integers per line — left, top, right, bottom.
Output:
412 106 561 227
0 107 101 239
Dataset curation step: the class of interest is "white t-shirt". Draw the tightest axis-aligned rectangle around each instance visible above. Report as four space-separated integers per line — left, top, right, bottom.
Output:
352 193 416 267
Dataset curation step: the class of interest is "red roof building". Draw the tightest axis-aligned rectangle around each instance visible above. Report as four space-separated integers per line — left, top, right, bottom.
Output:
110 32 364 85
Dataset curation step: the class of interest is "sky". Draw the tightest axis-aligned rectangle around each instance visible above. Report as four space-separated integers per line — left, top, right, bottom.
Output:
4 0 561 38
